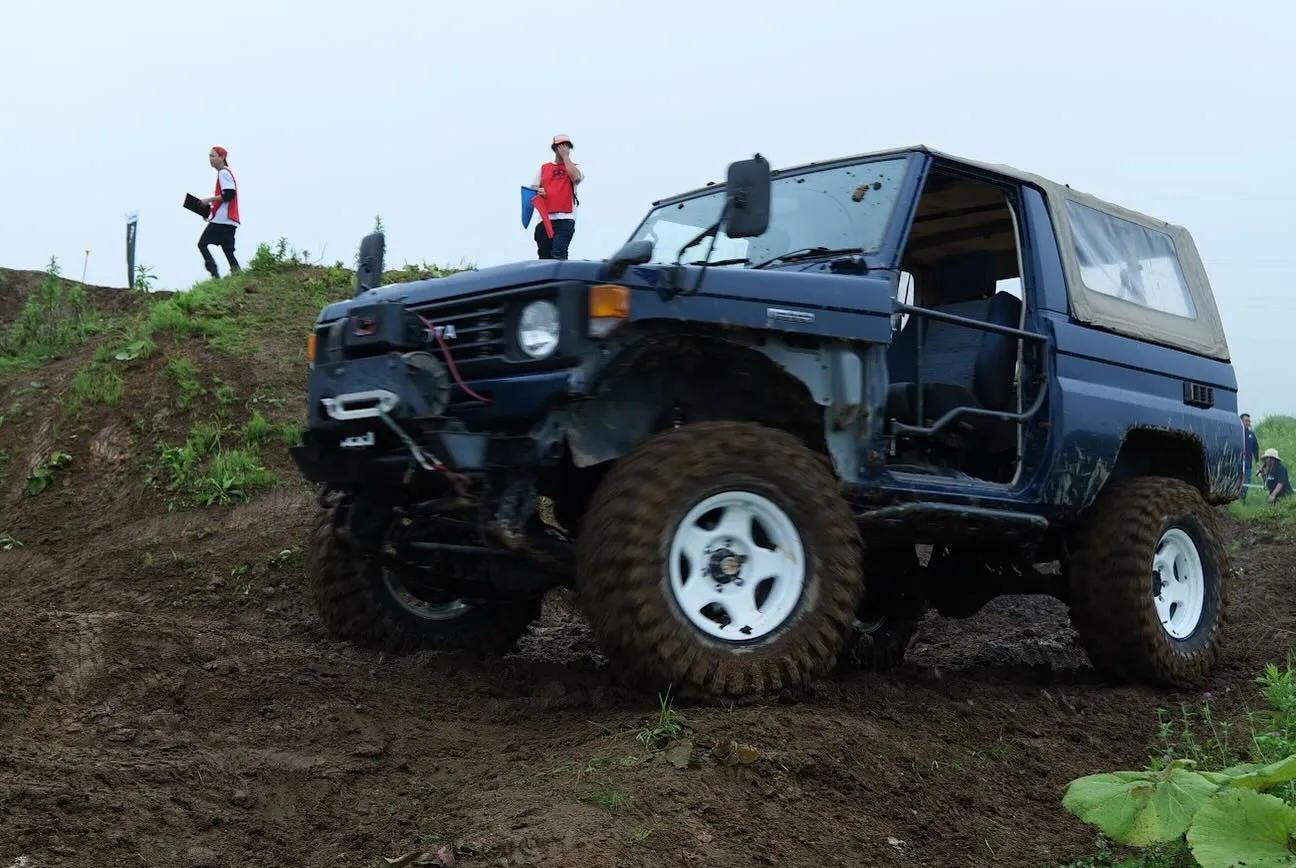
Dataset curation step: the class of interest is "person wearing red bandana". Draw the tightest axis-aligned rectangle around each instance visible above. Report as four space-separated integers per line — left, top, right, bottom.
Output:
198 145 241 278
531 134 583 260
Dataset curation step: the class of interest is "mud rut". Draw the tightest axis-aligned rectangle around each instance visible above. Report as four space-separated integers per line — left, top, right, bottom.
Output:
0 486 1287 868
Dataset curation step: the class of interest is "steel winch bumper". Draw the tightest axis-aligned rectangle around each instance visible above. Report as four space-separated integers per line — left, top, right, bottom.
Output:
290 352 539 486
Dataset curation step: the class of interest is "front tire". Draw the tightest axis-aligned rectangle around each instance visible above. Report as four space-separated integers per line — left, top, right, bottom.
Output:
1066 476 1228 688
574 421 865 698
307 505 542 655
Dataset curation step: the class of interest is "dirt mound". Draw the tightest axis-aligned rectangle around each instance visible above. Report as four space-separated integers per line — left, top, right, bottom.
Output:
1 264 1294 867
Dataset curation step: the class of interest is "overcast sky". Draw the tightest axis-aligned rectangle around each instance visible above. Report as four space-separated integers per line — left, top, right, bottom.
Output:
1 0 1291 417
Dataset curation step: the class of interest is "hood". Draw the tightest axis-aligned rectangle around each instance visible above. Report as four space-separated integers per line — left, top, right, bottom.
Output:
316 256 894 325
317 259 609 322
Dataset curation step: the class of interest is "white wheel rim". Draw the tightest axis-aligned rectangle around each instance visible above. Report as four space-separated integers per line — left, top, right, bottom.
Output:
1152 527 1206 640
667 489 807 643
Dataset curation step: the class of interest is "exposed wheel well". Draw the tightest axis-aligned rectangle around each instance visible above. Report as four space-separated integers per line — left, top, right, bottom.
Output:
542 333 828 528
1110 428 1208 494
567 333 826 463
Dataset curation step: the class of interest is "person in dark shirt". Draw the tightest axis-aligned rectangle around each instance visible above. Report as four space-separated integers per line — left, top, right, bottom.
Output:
1241 413 1261 502
1260 448 1291 504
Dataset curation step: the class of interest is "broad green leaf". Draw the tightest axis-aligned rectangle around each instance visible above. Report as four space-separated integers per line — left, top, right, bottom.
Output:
1220 753 1296 793
1187 789 1296 868
1201 762 1264 786
1062 766 1218 846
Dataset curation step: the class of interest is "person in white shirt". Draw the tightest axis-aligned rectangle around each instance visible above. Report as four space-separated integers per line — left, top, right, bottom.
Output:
198 146 241 278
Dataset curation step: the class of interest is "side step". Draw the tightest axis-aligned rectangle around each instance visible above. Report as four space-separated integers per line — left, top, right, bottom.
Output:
855 502 1048 544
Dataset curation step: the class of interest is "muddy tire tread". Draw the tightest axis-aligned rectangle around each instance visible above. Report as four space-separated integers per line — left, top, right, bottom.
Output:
574 420 865 698
1067 476 1229 688
307 505 540 655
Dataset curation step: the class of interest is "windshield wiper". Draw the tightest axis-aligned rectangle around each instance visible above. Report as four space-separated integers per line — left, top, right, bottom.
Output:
686 257 749 267
751 246 864 269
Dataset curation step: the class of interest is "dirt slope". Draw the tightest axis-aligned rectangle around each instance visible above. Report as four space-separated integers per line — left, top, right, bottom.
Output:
0 264 1291 868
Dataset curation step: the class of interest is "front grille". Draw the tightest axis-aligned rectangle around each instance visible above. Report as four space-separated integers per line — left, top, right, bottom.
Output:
313 283 569 383
406 297 508 369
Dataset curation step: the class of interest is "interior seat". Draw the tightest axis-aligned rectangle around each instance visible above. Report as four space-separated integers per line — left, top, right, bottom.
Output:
885 251 1022 457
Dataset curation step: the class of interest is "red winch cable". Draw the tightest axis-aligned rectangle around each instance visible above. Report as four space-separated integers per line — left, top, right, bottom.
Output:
416 313 493 405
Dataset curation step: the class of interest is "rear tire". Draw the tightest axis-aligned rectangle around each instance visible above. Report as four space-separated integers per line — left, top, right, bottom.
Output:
840 616 918 673
307 505 542 655
840 542 923 673
1066 476 1228 688
574 421 865 698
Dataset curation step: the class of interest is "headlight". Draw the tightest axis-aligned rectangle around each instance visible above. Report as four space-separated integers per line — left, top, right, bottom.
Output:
518 300 560 359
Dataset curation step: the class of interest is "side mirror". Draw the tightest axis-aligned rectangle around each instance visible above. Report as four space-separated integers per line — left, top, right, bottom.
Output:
606 239 654 278
355 231 386 297
721 154 772 239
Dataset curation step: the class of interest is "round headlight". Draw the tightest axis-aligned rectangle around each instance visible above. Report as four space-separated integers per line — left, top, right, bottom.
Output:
518 300 560 359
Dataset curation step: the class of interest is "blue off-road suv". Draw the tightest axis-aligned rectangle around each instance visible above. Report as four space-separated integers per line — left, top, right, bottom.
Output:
292 146 1242 699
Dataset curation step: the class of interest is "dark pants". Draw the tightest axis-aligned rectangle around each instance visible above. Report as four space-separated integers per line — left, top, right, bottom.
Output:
1243 462 1252 501
199 222 241 277
535 219 575 260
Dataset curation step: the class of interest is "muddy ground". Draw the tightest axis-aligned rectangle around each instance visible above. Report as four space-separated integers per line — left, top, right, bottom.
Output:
0 268 1291 867
3 483 1288 868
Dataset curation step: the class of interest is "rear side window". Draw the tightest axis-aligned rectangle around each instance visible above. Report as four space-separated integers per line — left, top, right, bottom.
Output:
1064 200 1197 319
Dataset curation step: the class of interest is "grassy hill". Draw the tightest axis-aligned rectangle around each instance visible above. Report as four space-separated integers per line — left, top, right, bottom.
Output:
0 244 466 524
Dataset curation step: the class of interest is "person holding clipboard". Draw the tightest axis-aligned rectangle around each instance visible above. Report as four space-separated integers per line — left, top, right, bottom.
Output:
188 146 241 278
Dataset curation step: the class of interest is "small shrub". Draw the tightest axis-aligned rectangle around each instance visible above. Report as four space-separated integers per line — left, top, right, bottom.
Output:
0 256 101 370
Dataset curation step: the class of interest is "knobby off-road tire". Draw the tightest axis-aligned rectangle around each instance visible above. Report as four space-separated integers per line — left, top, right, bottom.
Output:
574 420 866 698
839 543 923 673
307 506 542 655
1067 476 1229 689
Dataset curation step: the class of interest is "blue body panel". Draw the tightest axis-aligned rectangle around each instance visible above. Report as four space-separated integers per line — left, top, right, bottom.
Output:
321 259 895 344
615 264 894 343
312 149 1243 523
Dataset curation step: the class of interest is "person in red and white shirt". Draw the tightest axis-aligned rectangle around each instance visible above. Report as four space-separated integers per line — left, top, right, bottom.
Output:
531 134 583 260
198 146 241 278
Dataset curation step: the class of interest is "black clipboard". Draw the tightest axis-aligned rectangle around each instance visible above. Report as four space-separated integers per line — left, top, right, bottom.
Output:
183 193 210 219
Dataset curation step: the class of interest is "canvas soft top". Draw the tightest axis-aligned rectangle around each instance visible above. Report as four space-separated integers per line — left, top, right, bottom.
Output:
659 145 1230 362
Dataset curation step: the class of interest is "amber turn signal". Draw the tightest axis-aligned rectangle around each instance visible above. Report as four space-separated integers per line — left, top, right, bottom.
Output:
306 332 316 364
588 284 631 319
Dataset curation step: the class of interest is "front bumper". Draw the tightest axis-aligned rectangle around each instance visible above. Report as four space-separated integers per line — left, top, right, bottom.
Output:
291 353 571 486
290 426 539 485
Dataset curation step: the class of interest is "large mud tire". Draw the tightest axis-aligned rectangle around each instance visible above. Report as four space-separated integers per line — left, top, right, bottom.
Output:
1067 476 1228 688
307 505 542 655
574 421 865 698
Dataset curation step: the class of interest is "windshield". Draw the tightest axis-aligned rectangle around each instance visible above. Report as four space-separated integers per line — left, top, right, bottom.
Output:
628 157 910 267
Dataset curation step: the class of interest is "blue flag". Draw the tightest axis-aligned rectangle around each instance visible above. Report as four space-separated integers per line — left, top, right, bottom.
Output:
521 186 537 229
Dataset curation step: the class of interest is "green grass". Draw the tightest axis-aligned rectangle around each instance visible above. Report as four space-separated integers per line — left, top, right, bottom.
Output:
163 358 205 409
148 420 274 509
0 256 102 373
2 238 474 382
63 361 124 415
0 234 473 519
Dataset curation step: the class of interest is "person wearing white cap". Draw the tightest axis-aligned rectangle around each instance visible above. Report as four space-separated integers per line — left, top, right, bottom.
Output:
530 134 583 260
1260 448 1291 504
